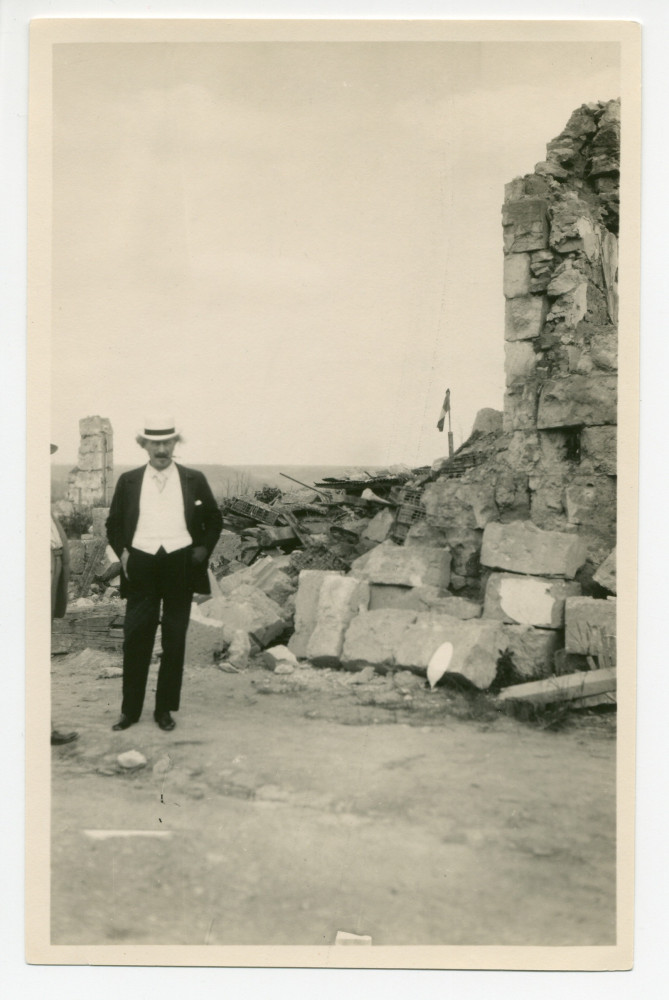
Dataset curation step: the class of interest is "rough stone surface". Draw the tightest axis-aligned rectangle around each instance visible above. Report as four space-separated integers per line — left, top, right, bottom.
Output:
198 585 286 648
227 630 251 669
505 341 538 386
565 596 617 655
306 576 371 668
503 382 538 431
505 296 547 341
537 375 617 429
481 521 588 579
497 668 616 705
565 477 617 536
361 509 395 543
499 625 561 680
502 198 549 253
341 609 418 670
259 645 299 671
350 539 451 590
503 253 531 298
483 573 581 628
593 548 616 593
394 615 503 689
367 584 481 619
580 426 617 475
471 408 503 435
288 570 343 658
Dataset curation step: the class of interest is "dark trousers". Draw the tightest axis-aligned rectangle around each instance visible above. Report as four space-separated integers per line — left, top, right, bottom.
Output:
121 546 194 720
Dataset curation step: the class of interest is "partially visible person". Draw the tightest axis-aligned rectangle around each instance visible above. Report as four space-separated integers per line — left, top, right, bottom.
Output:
106 416 223 732
50 443 78 746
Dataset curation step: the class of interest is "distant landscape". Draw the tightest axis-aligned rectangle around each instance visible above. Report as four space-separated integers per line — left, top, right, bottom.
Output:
51 464 383 503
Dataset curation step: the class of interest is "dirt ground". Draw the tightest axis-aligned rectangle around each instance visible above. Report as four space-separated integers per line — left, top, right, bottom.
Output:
50 646 616 947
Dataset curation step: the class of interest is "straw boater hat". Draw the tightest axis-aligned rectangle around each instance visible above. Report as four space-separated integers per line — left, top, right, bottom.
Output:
141 415 180 441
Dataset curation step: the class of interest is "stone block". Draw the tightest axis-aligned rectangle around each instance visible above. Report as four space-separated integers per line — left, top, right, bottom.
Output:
395 615 503 689
197 584 286 648
565 597 617 656
503 253 531 298
546 261 585 297
483 573 580 628
350 539 450 590
306 576 370 667
546 281 588 330
422 480 498 532
361 509 395 543
185 619 227 666
505 296 547 341
341 609 419 670
481 520 588 578
216 555 295 607
368 584 481 618
503 382 538 431
565 477 617 534
536 375 617 429
593 548 616 593
497 668 616 705
471 408 503 435
505 341 538 386
288 570 343 658
590 328 618 372
502 198 549 253
260 645 299 671
499 625 562 680
580 426 617 475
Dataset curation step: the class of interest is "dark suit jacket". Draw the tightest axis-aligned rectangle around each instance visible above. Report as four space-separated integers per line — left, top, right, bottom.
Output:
106 463 223 597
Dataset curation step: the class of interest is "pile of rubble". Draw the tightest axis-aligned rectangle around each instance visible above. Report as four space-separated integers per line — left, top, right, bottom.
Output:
52 100 620 711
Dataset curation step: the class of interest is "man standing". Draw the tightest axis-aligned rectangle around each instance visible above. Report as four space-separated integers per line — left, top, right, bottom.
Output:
106 416 222 732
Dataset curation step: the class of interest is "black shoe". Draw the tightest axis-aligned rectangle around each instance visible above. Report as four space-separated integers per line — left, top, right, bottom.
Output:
154 711 176 731
51 729 78 745
112 714 137 731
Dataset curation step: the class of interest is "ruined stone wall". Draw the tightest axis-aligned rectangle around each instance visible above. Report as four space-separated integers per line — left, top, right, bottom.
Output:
501 100 619 567
66 416 114 507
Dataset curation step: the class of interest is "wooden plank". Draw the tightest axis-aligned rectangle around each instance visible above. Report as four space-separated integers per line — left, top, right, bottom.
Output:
496 668 616 705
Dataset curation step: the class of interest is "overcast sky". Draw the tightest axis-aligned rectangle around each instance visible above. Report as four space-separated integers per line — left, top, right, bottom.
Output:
51 40 620 467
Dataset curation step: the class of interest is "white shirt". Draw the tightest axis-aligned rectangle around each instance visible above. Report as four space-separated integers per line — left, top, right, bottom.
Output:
131 461 193 554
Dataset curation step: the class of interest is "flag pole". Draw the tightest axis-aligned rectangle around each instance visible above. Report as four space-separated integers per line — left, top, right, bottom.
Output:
447 395 454 458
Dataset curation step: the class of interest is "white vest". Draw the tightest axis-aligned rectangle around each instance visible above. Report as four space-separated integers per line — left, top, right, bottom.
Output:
132 463 192 554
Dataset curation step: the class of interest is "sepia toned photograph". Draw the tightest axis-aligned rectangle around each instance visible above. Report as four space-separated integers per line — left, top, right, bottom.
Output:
25 17 640 970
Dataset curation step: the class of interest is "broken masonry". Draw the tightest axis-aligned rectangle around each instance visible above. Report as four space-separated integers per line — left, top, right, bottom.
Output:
53 100 619 709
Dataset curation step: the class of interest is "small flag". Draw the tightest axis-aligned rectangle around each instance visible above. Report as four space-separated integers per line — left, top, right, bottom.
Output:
437 389 451 432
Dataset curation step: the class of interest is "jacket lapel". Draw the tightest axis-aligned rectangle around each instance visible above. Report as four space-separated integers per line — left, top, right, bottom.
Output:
126 466 146 540
176 464 195 526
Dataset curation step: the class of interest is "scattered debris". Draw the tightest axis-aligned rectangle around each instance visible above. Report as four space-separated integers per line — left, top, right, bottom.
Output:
116 750 148 771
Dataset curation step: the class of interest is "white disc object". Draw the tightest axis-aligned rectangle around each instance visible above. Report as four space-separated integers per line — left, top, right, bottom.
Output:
427 641 454 689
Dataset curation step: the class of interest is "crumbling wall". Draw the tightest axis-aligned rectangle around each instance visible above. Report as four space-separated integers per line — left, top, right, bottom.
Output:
66 415 114 507
501 100 619 569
